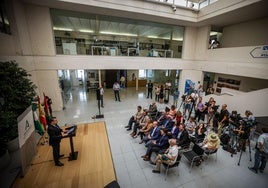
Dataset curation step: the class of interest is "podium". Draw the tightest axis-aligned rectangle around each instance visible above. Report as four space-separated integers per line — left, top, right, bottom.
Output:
63 125 78 161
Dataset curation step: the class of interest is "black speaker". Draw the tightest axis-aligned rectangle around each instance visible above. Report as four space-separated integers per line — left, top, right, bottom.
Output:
104 180 120 188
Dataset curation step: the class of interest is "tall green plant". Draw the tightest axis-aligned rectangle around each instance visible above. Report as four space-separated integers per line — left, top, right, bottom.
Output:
0 61 36 155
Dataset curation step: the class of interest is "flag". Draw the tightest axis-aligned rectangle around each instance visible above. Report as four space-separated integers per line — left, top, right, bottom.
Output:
43 93 50 118
38 96 47 131
33 110 45 135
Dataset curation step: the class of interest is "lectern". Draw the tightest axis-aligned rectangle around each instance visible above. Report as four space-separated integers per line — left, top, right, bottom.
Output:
63 125 78 161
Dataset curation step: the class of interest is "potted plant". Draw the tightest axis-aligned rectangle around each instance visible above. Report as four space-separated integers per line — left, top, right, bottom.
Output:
0 61 36 157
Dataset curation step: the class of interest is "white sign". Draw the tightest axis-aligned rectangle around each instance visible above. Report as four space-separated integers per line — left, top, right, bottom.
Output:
17 106 35 148
250 45 268 58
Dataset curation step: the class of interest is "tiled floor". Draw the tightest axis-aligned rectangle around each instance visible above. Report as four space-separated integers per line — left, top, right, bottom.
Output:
54 86 267 188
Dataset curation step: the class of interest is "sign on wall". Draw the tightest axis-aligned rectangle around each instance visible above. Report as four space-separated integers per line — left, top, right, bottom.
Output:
17 106 35 148
250 45 268 58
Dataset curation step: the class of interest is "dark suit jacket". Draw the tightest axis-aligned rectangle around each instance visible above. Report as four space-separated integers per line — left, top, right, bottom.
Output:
170 127 180 139
155 135 169 149
150 126 161 141
48 124 63 146
177 130 190 147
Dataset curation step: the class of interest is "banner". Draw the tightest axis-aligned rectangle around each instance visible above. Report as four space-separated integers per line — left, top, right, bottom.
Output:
17 106 35 148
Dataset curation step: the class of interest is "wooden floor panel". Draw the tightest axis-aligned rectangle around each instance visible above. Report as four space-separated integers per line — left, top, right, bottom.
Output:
12 121 116 188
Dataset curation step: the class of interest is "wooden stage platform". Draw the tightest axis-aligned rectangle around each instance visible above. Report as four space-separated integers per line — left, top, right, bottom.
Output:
12 122 116 188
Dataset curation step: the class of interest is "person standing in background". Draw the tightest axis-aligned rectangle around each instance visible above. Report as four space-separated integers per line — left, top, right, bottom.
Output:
99 85 104 107
147 80 153 99
173 88 180 108
113 81 121 102
249 128 268 174
120 75 126 88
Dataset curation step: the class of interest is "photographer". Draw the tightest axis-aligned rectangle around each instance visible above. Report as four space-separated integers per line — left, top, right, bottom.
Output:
245 110 256 141
228 111 242 148
249 128 268 174
234 120 250 152
218 104 229 136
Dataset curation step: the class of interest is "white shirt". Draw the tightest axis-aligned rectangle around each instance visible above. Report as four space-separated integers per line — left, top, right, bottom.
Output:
258 133 268 154
167 145 179 165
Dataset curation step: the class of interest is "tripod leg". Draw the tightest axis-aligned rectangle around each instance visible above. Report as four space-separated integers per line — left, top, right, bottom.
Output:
237 139 246 166
248 139 252 161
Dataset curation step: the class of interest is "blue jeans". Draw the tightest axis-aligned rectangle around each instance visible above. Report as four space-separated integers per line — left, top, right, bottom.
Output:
253 149 267 171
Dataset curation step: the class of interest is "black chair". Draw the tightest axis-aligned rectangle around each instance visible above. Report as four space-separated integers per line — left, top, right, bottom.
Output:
162 152 181 180
182 143 204 172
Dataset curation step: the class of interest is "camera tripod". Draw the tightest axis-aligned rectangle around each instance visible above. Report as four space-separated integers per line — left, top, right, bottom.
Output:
237 138 252 166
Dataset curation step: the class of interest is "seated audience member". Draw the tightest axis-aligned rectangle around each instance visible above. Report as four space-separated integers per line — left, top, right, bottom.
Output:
143 121 161 147
175 111 184 125
147 101 158 114
200 132 220 152
131 111 150 138
167 105 177 119
141 128 169 161
194 123 206 143
176 123 191 148
161 115 175 132
168 122 180 139
185 116 197 137
152 139 179 173
125 106 143 131
138 119 153 144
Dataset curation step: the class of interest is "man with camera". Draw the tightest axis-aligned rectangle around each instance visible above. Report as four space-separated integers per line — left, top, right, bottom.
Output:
218 104 229 136
249 128 268 174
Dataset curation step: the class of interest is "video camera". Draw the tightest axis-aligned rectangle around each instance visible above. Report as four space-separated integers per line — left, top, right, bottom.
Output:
181 94 187 101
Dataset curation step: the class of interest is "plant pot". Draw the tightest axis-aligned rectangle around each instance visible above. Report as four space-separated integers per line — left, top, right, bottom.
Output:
0 150 11 171
7 137 19 152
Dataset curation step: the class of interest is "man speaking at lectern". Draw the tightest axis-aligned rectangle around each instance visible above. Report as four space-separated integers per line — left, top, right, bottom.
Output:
48 117 66 167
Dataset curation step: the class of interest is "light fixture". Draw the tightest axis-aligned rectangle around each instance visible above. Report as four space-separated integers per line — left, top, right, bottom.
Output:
100 31 137 37
79 29 94 33
53 27 73 31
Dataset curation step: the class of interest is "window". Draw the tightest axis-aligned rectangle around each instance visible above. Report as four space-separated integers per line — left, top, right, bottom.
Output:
139 69 146 78
0 1 11 35
77 70 84 79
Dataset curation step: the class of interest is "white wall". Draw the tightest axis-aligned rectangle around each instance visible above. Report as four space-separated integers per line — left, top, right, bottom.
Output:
203 88 268 117
179 69 203 94
35 70 63 111
214 73 268 92
25 4 55 56
194 25 210 60
222 17 268 47
182 26 197 60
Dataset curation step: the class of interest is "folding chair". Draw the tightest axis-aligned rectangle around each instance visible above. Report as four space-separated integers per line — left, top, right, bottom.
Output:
182 143 204 172
162 152 181 180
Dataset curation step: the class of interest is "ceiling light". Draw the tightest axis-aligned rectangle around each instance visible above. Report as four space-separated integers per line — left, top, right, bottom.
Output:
53 27 73 31
79 29 94 33
100 31 137 37
147 36 158 39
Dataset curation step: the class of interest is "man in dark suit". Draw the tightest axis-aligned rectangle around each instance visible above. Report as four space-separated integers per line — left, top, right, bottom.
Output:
143 121 161 147
142 128 169 161
177 123 191 148
47 117 65 166
147 80 153 99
